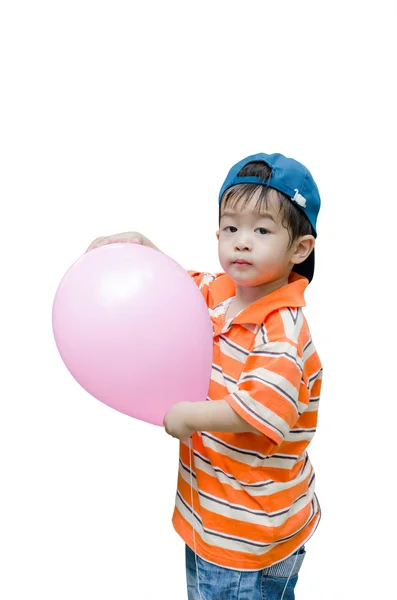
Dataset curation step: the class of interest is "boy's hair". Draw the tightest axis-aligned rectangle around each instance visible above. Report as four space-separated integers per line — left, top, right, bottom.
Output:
219 162 314 248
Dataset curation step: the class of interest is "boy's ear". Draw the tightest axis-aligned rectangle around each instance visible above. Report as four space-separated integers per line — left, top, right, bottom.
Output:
290 235 315 266
216 230 220 241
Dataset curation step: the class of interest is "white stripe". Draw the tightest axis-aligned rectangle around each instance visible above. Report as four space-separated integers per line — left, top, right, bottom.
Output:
306 398 320 413
179 463 316 527
303 338 316 362
241 366 299 410
202 432 274 468
297 395 309 415
184 450 314 497
252 341 303 372
231 392 288 441
255 323 269 346
211 364 238 390
219 336 249 362
280 307 304 341
308 367 323 391
202 431 301 470
199 272 216 290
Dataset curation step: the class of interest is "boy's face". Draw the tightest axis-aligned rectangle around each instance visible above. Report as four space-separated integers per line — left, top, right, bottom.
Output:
217 191 298 288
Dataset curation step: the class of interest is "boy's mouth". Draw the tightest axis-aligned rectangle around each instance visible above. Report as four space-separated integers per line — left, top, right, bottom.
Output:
233 259 252 266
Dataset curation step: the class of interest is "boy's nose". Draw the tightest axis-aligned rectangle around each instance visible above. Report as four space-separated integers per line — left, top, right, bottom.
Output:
234 238 252 251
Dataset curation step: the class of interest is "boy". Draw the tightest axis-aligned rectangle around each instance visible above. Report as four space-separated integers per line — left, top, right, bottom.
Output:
88 153 323 600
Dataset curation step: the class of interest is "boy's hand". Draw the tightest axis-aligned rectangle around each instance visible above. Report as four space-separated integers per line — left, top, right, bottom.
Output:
86 232 145 252
163 402 196 441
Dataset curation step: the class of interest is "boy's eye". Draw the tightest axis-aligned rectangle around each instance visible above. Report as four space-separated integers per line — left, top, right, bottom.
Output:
224 226 238 233
255 227 269 235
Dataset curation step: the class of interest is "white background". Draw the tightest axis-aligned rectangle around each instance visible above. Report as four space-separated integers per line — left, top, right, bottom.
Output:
1 1 396 599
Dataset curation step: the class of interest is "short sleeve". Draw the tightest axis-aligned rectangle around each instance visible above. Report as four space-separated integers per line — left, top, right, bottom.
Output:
224 339 309 445
188 271 217 306
188 271 207 287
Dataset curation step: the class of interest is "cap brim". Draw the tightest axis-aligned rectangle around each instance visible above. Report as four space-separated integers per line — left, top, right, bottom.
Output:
292 249 315 283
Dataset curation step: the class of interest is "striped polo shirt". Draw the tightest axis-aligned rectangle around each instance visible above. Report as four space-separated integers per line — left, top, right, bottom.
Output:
172 271 323 570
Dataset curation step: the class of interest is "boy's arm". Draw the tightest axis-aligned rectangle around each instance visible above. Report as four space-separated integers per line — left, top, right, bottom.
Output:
86 233 215 304
185 400 259 434
163 399 259 442
164 338 320 444
86 231 160 252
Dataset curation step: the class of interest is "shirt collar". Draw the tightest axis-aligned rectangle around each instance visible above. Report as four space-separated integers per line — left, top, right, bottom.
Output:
210 272 308 325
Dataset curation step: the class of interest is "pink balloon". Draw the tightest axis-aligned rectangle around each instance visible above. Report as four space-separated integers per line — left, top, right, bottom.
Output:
52 243 213 426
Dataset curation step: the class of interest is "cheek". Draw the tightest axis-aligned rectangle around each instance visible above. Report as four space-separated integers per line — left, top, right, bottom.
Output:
218 236 226 251
218 243 225 260
217 240 229 266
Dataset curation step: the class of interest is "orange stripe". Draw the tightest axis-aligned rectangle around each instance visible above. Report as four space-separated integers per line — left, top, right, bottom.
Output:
189 464 314 514
172 507 320 570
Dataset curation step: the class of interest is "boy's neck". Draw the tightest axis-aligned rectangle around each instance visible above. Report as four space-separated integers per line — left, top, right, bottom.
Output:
231 274 290 313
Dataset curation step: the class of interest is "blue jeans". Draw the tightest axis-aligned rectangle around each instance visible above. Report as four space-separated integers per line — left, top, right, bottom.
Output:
185 544 306 600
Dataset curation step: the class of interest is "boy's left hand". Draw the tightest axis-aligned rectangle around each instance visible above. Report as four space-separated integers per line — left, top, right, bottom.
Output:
163 402 196 441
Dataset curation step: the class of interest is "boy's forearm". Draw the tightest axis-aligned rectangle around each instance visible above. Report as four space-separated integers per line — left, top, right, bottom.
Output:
141 235 161 252
86 232 161 253
185 400 258 434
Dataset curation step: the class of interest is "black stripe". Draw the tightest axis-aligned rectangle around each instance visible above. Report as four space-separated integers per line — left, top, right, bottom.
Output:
212 364 238 385
308 368 323 386
273 499 317 545
202 432 271 460
198 489 292 518
185 452 276 489
290 428 316 434
299 454 309 476
251 349 303 373
179 458 197 480
261 324 268 345
232 393 286 438
177 491 317 549
177 491 202 525
177 491 271 548
265 453 299 461
202 431 295 461
205 528 271 548
200 488 314 519
219 335 250 356
287 307 299 325
239 376 298 410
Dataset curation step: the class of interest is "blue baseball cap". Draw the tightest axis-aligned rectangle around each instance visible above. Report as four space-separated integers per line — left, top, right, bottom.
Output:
218 152 321 282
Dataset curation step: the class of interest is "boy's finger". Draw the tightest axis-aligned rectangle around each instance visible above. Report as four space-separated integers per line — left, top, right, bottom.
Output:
85 237 105 252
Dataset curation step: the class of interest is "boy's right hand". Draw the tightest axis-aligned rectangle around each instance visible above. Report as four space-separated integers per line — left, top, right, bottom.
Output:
86 232 158 253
